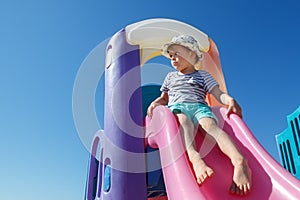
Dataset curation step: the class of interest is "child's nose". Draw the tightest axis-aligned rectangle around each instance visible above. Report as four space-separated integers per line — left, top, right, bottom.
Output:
170 55 177 60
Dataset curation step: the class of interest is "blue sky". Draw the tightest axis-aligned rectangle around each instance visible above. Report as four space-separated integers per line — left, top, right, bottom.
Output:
1 0 300 199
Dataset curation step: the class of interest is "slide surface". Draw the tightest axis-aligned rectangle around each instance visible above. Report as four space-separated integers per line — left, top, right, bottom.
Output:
145 106 300 200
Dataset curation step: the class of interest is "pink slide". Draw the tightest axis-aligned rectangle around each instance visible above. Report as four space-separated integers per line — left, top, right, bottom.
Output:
145 106 300 200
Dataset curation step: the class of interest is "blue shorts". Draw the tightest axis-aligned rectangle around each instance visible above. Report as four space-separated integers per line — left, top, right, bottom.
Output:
168 103 218 125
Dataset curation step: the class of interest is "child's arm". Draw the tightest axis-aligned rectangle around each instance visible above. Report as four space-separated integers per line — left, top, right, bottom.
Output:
147 92 169 118
210 86 242 118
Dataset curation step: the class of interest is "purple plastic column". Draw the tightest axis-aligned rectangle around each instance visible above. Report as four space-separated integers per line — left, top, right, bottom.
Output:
101 29 147 200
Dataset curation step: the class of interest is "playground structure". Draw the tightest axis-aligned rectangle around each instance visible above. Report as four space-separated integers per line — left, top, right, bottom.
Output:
84 18 300 200
276 106 300 180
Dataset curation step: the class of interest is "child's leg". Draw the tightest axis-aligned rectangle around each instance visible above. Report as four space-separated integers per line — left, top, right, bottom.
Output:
198 117 251 195
177 113 214 185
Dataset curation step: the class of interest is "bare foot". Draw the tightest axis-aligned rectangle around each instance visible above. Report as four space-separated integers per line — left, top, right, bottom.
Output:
230 159 252 195
190 154 214 185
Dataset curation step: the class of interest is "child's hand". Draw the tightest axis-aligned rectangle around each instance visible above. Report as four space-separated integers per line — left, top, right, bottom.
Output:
147 102 160 118
226 99 242 119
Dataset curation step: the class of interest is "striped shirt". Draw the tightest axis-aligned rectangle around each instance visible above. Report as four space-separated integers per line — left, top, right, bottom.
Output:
160 70 219 105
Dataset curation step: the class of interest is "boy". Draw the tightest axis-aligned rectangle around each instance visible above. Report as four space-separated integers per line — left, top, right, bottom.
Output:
147 35 251 195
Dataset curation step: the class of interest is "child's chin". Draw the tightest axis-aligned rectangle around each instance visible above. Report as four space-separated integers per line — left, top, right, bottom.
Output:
172 63 179 68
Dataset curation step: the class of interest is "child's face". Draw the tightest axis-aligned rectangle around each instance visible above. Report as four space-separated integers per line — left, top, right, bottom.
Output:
167 44 197 72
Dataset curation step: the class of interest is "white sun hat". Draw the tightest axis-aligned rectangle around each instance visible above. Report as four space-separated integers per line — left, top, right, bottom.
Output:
161 35 203 61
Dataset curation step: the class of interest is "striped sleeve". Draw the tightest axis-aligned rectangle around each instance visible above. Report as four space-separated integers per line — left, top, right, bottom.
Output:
202 71 219 93
160 72 170 93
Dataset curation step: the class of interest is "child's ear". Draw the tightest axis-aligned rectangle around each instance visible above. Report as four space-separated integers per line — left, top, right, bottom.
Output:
189 51 198 59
